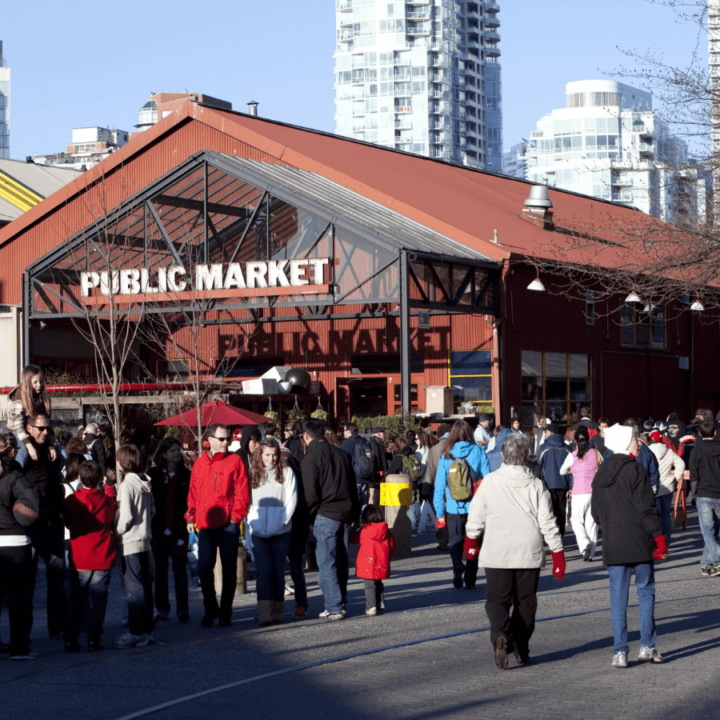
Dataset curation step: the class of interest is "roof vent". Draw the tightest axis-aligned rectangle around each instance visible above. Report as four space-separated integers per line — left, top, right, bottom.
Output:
247 101 259 117
522 184 554 230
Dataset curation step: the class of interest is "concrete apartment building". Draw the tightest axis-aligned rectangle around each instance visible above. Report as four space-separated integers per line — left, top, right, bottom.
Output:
524 79 706 222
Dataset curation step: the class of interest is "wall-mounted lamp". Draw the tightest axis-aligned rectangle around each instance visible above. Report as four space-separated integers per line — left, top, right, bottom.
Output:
625 292 641 304
690 300 705 312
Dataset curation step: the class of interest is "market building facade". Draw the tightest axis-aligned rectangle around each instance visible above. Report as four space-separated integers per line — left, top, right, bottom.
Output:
0 102 717 426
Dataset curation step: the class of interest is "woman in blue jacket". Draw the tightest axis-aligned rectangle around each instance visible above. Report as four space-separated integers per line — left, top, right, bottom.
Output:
434 420 490 589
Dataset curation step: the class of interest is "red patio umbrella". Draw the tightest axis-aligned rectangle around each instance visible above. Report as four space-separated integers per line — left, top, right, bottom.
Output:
155 399 275 427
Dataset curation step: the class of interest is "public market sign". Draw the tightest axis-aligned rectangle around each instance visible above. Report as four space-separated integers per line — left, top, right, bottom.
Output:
80 259 329 298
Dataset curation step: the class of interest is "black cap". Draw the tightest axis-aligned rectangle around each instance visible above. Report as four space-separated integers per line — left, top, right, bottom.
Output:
372 426 386 434
478 413 492 422
547 423 562 435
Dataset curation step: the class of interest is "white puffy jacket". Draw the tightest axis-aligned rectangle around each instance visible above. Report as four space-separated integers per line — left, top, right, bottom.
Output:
247 466 297 538
649 442 685 497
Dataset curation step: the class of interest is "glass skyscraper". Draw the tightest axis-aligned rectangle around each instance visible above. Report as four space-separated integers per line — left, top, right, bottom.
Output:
0 42 10 160
334 1 502 171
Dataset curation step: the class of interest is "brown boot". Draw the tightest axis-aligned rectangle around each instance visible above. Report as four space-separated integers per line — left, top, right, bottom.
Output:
272 601 285 624
257 600 273 627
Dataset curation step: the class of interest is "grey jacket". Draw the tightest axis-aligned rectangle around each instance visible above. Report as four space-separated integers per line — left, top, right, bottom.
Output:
466 464 562 569
115 472 155 555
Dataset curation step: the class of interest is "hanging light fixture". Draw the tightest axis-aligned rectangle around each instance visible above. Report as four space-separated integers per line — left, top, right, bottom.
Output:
625 291 641 304
642 303 655 313
690 299 705 312
527 276 546 292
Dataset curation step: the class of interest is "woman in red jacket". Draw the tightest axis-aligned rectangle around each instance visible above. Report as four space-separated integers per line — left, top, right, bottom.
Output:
350 504 395 616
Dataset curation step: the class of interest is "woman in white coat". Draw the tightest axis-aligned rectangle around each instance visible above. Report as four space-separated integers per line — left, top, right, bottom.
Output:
464 433 565 669
247 440 297 626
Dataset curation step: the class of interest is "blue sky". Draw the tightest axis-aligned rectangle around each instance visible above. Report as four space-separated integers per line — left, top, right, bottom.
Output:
1 0 708 160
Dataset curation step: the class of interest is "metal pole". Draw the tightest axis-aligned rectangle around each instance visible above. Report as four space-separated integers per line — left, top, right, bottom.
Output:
399 250 411 415
21 273 30 368
203 162 209 263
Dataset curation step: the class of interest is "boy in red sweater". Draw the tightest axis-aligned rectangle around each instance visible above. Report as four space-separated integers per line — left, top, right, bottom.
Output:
63 462 117 652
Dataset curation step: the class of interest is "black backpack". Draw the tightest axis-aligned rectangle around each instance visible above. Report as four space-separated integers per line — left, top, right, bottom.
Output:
350 437 376 482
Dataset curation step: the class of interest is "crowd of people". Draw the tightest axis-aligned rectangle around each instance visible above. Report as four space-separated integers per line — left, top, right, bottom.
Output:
1 366 719 673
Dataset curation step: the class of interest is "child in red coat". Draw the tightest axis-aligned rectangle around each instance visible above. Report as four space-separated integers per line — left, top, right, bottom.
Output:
350 504 395 616
63 462 117 652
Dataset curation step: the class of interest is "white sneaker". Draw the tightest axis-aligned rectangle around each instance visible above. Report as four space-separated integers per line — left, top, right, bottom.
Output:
113 632 149 649
638 646 663 663
318 609 344 621
9 652 37 661
611 651 628 668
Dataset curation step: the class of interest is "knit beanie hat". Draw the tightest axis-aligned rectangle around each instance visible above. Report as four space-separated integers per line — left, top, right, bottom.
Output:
604 424 633 454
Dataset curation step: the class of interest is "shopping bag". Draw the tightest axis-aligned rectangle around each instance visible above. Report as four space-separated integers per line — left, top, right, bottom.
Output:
418 499 437 534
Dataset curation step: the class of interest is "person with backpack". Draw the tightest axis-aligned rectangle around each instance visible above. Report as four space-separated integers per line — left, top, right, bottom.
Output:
537 424 572 537
387 436 423 534
341 423 376 507
433 419 490 590
559 426 602 561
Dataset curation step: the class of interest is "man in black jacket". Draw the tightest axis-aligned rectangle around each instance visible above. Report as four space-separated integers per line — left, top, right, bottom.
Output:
301 420 360 620
591 423 667 669
0 433 40 659
23 414 67 639
688 420 720 576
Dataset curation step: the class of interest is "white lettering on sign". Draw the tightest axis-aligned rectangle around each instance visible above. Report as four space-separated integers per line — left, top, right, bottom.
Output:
80 258 329 297
167 266 187 292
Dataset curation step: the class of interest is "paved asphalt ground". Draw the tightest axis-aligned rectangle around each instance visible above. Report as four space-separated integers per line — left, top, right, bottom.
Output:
2 509 719 720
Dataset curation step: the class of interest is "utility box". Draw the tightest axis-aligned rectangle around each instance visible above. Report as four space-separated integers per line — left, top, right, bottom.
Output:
426 386 453 416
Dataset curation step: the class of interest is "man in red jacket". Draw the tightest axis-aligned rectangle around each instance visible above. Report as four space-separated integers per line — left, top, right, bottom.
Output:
186 423 249 628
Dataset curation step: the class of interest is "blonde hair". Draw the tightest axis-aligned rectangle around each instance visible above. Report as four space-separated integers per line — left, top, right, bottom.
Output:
20 365 51 419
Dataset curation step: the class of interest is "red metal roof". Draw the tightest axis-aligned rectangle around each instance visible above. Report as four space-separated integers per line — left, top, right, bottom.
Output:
0 101 655 274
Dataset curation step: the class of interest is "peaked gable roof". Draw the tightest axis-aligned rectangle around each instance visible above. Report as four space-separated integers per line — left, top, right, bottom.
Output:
0 101 652 270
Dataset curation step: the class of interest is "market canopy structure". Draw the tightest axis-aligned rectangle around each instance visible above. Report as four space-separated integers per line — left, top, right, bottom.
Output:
155 399 273 427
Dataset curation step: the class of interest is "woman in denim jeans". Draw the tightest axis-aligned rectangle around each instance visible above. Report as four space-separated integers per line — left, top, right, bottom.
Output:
591 424 668 669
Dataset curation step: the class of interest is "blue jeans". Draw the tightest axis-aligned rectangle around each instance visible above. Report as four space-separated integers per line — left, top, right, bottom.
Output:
607 563 656 654
120 551 154 636
197 524 240 620
66 569 111 642
696 498 720 567
313 515 349 614
253 532 291 602
655 493 673 544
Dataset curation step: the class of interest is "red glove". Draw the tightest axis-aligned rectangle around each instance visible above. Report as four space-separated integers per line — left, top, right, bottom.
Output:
436 516 446 530
551 550 566 581
653 534 668 561
463 535 481 561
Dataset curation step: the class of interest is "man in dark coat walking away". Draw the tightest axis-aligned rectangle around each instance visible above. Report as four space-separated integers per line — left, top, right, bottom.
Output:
688 420 720 576
302 420 360 620
537 424 571 537
369 426 388 506
420 423 452 550
592 424 667 669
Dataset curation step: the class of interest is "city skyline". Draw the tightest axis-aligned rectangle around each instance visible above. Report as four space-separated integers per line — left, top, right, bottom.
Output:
0 1 708 169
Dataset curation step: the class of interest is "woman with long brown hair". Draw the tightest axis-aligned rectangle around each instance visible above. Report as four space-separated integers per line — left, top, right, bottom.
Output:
246 440 297 626
147 438 191 622
7 365 57 465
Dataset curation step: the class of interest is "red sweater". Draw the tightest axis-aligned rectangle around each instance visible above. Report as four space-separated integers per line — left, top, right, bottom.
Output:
352 521 395 580
63 488 117 571
185 451 250 530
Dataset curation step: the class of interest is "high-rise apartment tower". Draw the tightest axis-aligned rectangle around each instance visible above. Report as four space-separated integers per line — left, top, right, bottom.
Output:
0 42 10 160
334 1 502 171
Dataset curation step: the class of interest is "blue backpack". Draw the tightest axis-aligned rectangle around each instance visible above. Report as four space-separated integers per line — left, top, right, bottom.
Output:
351 437 376 482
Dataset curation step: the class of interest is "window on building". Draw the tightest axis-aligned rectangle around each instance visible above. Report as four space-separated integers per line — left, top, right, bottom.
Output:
521 351 591 426
448 350 492 404
585 292 595 326
620 303 666 349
